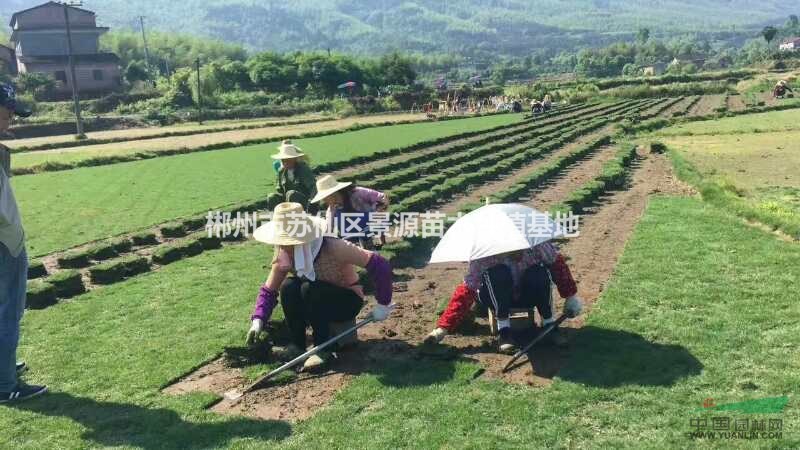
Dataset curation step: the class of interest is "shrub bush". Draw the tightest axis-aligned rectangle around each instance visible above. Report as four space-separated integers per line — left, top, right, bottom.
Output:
26 280 57 309
48 269 85 298
89 256 151 285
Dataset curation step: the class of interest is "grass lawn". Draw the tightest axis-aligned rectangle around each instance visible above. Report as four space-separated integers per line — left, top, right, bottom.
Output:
653 119 800 236
660 132 800 191
10 113 429 170
3 196 798 448
654 107 800 137
12 113 521 256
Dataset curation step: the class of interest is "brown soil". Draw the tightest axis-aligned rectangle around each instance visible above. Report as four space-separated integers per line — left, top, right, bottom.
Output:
440 129 617 214
689 94 725 117
661 97 696 118
638 98 673 117
727 95 748 112
165 147 695 422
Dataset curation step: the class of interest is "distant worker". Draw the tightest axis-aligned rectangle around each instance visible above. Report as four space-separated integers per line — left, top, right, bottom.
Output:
267 140 318 212
531 99 545 114
773 80 794 99
543 94 553 112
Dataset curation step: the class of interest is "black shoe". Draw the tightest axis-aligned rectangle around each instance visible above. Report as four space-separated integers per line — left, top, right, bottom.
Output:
498 328 517 354
0 384 48 404
16 362 27 376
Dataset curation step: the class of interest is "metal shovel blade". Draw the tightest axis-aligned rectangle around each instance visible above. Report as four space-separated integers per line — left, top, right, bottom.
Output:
222 317 375 402
502 314 568 373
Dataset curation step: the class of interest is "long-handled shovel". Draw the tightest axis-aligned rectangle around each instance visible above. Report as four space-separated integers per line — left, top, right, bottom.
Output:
502 314 568 373
223 317 375 402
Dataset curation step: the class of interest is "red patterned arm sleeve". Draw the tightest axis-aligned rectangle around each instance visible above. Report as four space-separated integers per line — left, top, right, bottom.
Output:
436 283 478 332
550 254 578 298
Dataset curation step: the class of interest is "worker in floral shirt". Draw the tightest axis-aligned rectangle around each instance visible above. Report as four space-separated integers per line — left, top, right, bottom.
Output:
311 175 389 248
425 241 583 354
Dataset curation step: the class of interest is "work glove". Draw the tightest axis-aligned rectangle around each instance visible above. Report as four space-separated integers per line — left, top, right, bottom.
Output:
564 295 583 318
371 303 395 322
424 327 447 345
245 318 264 347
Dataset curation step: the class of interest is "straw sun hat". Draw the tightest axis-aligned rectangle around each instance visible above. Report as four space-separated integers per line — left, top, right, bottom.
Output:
310 175 353 204
271 139 306 160
254 202 327 246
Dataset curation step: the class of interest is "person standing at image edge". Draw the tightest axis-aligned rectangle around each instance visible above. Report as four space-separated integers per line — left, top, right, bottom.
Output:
0 83 47 403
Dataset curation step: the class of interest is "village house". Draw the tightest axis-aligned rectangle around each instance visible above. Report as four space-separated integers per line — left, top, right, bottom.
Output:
779 38 800 52
9 1 121 98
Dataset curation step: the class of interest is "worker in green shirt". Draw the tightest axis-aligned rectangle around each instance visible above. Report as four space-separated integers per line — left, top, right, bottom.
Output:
267 140 318 212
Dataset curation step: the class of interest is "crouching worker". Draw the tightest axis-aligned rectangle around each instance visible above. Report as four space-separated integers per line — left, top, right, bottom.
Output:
424 242 583 354
245 202 394 372
773 80 793 99
266 140 318 212
311 175 389 248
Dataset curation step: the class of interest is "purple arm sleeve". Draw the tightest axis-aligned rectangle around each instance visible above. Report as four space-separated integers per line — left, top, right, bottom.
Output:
366 253 393 305
251 285 278 321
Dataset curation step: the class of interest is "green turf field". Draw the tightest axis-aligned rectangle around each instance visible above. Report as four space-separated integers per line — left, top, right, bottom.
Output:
12 114 521 256
3 197 797 448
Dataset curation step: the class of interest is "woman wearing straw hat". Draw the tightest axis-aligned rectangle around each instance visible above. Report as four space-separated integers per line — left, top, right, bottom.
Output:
266 140 318 212
245 202 395 371
311 175 390 248
773 80 793 99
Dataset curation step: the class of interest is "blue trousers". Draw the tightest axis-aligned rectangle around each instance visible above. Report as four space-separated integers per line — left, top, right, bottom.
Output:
0 244 26 392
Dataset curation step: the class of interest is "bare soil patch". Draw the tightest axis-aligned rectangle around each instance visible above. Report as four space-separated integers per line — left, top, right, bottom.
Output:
164 147 694 422
689 94 725 117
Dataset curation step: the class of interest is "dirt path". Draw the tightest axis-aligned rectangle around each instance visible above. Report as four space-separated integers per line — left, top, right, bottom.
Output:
165 147 694 421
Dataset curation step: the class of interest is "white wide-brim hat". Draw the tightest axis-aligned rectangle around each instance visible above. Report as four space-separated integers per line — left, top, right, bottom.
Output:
271 139 306 160
254 202 327 246
310 175 353 204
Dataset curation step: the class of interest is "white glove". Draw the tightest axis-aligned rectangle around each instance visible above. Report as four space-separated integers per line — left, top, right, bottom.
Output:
424 327 447 344
565 295 583 318
371 303 395 322
245 318 263 346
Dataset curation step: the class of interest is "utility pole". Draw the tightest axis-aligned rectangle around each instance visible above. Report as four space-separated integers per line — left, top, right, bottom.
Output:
139 16 151 77
195 58 203 124
61 1 85 138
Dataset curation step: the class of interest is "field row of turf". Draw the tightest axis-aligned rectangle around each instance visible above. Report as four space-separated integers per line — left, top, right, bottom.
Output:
6 194 798 448
19 98 654 314
13 113 524 257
